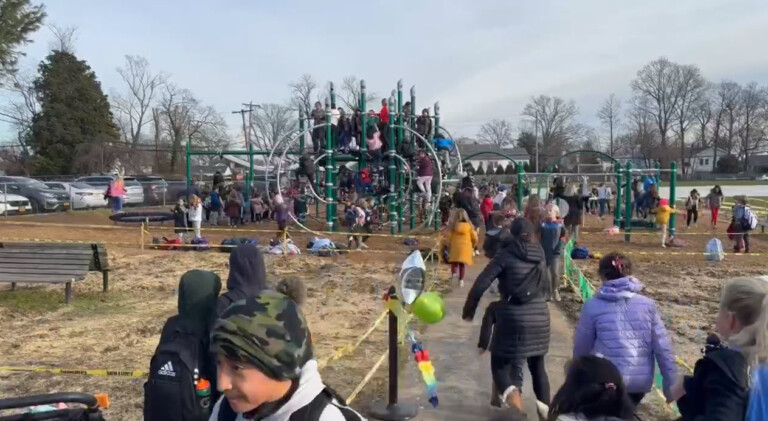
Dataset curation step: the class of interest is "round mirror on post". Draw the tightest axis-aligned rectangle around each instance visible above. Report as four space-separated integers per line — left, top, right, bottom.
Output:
399 265 425 305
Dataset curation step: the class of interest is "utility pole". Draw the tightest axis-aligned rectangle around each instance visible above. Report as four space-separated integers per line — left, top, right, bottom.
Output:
534 110 539 173
232 109 249 148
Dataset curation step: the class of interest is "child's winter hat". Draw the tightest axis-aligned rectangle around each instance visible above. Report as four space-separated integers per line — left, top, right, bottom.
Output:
659 198 668 206
211 285 312 380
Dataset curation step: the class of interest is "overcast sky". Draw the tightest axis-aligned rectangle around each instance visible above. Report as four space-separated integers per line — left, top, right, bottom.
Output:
3 0 768 144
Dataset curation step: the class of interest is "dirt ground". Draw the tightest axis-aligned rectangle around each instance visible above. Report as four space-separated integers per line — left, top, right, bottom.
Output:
0 209 447 420
559 209 767 420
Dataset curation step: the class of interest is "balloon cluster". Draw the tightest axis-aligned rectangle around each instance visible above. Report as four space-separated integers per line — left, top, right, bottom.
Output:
407 330 438 408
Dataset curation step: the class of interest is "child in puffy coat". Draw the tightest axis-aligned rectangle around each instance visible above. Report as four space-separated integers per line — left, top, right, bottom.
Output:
573 252 677 407
444 208 478 287
650 198 675 248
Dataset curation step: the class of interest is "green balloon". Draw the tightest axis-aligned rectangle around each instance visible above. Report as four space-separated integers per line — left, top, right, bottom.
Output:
412 291 445 324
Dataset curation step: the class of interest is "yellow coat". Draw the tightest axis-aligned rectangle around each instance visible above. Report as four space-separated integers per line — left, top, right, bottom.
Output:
446 222 478 265
652 205 675 224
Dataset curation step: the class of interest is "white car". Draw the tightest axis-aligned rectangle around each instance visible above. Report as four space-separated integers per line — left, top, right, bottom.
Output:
74 175 145 205
758 174 768 181
0 192 32 215
45 182 108 210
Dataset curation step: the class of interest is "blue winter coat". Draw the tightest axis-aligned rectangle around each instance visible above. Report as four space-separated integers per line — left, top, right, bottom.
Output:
572 276 677 398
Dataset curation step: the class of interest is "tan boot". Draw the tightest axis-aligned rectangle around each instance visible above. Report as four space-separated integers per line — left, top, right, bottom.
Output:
501 386 523 412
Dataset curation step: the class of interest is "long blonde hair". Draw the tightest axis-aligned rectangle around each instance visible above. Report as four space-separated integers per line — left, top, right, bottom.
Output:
189 194 201 207
452 208 471 230
721 277 768 366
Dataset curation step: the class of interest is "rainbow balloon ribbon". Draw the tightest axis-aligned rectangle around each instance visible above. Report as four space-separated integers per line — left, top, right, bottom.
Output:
407 331 438 408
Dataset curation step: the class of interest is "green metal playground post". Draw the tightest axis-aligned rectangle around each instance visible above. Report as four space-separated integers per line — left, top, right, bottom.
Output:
359 79 367 169
654 160 661 187
247 141 253 202
669 161 677 238
516 164 523 211
388 96 397 235
433 102 441 231
409 86 416 230
185 140 191 202
330 86 338 222
396 83 404 232
325 100 334 232
624 162 633 243
614 162 622 225
297 111 306 222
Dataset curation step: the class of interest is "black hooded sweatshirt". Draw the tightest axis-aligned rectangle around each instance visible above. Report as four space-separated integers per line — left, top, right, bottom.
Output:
464 219 551 358
677 347 749 421
159 270 222 400
216 244 268 315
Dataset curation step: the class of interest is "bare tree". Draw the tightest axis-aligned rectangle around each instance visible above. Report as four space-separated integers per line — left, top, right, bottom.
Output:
112 55 165 149
737 82 766 170
623 97 660 168
339 75 378 111
630 57 682 149
249 103 298 154
0 71 37 155
694 84 713 148
521 95 581 157
597 94 621 155
158 84 197 172
47 24 77 53
671 64 706 174
710 81 742 170
477 119 513 147
289 74 317 119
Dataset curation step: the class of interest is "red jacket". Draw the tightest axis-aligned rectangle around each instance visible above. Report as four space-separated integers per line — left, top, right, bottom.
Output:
379 106 389 123
481 198 493 221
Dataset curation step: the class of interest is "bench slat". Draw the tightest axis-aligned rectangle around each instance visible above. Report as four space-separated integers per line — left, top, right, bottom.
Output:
0 242 105 249
0 261 87 268
0 274 83 283
0 250 93 257
0 267 87 275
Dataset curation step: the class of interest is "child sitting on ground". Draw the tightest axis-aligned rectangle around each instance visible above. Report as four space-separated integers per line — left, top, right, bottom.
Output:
670 277 759 420
540 203 566 302
573 253 677 408
544 355 634 421
650 198 675 248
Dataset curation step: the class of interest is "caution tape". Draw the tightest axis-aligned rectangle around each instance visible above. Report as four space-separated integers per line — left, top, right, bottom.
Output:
145 225 441 240
0 237 139 247
594 250 768 257
0 221 135 230
0 365 148 378
318 310 388 370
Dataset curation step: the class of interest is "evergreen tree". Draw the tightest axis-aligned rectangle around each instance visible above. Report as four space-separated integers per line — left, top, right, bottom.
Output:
0 0 45 81
476 163 485 175
505 163 516 174
28 51 118 175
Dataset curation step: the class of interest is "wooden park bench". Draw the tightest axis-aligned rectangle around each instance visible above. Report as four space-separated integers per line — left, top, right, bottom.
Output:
0 242 110 305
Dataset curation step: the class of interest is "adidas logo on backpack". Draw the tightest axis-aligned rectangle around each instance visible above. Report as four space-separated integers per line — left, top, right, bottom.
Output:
158 361 176 377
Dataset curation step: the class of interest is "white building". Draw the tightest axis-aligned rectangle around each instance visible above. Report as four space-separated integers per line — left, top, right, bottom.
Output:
458 143 530 173
686 147 728 173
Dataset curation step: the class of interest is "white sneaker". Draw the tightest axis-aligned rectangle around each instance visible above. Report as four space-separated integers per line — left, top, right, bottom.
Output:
361 243 369 249
459 280 465 287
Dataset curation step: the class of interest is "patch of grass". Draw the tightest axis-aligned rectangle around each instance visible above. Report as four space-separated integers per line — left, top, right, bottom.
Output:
0 287 127 316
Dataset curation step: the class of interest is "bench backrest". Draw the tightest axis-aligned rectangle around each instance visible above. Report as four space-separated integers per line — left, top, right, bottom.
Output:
0 242 109 272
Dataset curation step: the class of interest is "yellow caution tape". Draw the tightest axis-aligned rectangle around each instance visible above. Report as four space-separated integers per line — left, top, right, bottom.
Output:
0 365 147 378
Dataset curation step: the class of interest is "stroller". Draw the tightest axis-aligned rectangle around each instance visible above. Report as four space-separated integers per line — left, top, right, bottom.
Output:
0 392 106 421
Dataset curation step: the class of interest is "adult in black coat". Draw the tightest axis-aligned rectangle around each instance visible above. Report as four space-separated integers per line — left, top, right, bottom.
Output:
216 243 268 315
675 334 749 421
463 218 551 410
453 187 482 229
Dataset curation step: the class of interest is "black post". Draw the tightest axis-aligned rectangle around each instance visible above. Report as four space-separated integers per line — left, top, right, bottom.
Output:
369 286 418 420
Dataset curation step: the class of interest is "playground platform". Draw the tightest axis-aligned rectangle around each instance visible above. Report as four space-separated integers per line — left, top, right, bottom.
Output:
383 261 575 421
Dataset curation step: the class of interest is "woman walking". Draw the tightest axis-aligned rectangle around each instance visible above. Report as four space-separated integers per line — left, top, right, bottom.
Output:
463 218 551 412
706 185 724 228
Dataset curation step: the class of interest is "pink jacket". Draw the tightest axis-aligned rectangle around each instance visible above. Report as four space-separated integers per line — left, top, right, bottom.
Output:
368 132 382 151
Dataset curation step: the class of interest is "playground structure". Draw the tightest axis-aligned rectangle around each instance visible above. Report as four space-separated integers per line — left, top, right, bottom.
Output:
184 80 466 235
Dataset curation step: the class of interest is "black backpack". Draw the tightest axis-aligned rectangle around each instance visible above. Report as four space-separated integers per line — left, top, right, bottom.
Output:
217 387 361 421
144 317 212 421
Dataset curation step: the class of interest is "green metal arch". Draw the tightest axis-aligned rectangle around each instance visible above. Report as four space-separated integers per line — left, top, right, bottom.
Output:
462 151 522 166
542 149 618 173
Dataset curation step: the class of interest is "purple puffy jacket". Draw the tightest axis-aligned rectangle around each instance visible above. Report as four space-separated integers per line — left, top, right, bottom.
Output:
573 276 677 398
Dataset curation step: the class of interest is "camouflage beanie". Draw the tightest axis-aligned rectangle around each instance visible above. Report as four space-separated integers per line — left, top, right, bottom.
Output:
211 290 313 380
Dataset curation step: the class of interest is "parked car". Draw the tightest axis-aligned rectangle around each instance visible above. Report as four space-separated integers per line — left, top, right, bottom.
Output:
757 174 768 181
74 175 145 206
45 181 108 210
0 176 70 212
131 175 169 205
0 192 31 215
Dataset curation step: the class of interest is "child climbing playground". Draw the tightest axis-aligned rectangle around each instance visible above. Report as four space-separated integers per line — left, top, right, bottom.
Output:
572 252 677 408
445 208 478 287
